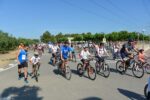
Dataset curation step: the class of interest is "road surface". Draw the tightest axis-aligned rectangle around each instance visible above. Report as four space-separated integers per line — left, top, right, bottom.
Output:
0 50 148 100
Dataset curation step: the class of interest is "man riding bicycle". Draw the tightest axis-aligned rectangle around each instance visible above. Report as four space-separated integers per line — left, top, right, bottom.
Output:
120 38 138 66
95 43 109 62
60 41 72 69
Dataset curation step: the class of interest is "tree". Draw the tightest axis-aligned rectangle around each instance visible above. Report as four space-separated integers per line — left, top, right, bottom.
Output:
40 31 52 43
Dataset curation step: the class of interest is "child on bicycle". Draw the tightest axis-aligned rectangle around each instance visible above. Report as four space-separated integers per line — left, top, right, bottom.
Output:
30 52 41 77
80 46 92 68
138 49 146 64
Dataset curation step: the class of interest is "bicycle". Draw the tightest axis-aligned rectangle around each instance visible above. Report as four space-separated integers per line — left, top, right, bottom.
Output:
95 56 110 78
138 57 150 74
116 56 144 78
77 58 96 80
50 52 60 66
56 59 72 80
32 63 40 82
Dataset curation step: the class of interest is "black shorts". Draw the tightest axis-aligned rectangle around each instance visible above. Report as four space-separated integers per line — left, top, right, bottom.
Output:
18 61 28 69
96 56 104 62
52 53 56 58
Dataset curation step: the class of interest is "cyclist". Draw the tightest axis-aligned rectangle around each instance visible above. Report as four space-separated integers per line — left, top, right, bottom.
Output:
138 49 147 63
120 38 138 66
60 41 72 69
17 43 28 83
52 43 59 65
30 52 40 78
95 43 109 62
80 46 92 68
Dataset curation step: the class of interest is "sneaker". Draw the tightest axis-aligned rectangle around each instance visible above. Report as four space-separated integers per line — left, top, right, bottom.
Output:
24 78 28 83
18 75 21 80
18 76 21 80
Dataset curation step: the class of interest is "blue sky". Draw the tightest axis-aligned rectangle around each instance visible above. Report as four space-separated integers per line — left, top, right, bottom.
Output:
0 0 150 39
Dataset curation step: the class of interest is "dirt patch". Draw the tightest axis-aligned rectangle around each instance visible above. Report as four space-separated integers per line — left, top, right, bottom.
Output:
0 50 17 68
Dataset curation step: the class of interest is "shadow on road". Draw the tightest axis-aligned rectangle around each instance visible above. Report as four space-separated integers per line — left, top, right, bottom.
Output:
71 69 95 81
117 88 145 100
71 69 78 76
0 85 43 100
53 69 59 75
110 68 135 78
110 68 118 74
81 96 102 100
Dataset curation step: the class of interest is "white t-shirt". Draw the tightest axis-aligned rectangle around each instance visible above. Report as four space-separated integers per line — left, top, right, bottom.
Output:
80 50 90 59
52 46 59 53
97 47 107 57
114 45 119 53
30 56 40 65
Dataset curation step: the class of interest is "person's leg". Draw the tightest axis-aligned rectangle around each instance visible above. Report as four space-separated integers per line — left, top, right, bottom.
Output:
18 64 22 79
23 62 28 82
31 64 35 76
37 62 40 71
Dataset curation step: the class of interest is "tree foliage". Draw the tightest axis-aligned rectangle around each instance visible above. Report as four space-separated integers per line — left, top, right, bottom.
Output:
0 30 38 53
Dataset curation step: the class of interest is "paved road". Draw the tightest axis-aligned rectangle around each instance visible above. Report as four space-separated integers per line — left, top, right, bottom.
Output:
0 50 149 100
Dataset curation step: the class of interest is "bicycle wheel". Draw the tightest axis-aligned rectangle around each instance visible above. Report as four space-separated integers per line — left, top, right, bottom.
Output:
77 63 84 76
88 66 96 80
144 64 150 74
144 84 148 97
132 62 144 78
102 64 110 78
35 66 38 82
65 66 71 80
95 61 101 73
116 60 125 74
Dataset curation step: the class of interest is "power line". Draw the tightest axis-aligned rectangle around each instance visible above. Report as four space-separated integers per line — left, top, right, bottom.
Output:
106 0 139 24
88 0 138 29
59 0 127 27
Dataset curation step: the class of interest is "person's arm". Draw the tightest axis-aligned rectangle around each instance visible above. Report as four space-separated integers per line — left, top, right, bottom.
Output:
80 50 84 58
104 48 109 56
60 48 64 61
30 57 34 64
133 47 138 53
16 49 20 65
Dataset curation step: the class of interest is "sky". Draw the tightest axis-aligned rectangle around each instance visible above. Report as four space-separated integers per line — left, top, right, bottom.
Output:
0 0 150 39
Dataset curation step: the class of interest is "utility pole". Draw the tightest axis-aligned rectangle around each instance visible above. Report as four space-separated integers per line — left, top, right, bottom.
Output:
142 29 146 49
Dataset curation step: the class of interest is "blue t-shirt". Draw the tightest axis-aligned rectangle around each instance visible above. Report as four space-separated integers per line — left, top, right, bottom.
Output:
120 43 134 54
18 49 27 63
61 46 71 59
